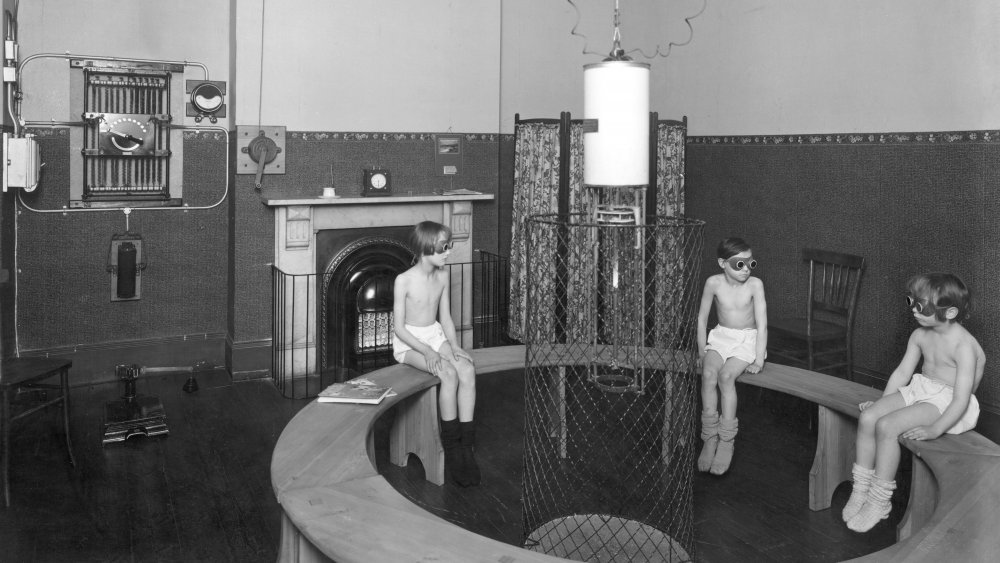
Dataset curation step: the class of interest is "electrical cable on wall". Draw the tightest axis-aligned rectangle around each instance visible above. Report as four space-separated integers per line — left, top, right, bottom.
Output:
11 51 227 214
566 0 706 60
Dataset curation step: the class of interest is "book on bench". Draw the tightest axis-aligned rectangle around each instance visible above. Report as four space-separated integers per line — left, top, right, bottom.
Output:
317 378 393 404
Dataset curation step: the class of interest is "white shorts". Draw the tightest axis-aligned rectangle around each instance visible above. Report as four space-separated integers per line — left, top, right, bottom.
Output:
392 322 448 364
899 373 979 435
706 325 759 364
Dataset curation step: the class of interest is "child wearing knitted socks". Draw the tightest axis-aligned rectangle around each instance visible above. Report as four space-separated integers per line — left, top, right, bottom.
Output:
695 238 767 475
845 273 984 532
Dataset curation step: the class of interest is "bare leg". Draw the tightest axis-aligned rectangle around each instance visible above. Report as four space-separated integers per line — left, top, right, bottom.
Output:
855 393 906 471
401 349 468 485
698 352 724 471
401 349 459 420
710 357 749 475
848 401 939 532
871 402 939 480
440 344 480 485
701 351 723 416
716 357 749 422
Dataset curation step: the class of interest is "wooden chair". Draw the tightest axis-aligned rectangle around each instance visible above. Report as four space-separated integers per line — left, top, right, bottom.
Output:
1 357 76 507
768 249 866 380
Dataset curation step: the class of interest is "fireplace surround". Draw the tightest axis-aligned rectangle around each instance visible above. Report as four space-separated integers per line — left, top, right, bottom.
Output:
265 192 493 394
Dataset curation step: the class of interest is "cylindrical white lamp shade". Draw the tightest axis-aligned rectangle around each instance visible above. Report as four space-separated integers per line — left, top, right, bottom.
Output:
583 61 650 187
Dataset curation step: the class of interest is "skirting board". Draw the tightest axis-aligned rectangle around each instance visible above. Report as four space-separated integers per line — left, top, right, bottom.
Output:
17 333 227 387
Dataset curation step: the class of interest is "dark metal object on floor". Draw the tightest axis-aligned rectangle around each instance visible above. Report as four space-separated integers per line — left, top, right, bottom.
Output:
102 364 168 445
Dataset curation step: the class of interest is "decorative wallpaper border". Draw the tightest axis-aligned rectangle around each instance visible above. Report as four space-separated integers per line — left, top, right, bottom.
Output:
22 128 503 143
31 127 1000 146
688 130 1000 146
291 132 501 143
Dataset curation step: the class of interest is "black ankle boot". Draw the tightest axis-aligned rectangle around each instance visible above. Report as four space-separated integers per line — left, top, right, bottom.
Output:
459 421 481 486
440 418 469 486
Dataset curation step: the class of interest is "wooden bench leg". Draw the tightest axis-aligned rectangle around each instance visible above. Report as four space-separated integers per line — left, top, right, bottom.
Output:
809 404 856 511
388 386 444 486
278 511 332 563
897 453 935 540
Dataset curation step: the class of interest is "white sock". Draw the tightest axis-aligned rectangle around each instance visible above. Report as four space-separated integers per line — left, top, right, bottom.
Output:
847 476 895 533
842 463 875 522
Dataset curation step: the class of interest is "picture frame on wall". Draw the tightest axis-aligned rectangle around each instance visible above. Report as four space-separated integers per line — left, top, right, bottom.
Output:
435 134 463 176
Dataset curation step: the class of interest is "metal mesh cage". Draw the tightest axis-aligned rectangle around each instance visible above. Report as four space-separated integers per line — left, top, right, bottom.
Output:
521 212 704 562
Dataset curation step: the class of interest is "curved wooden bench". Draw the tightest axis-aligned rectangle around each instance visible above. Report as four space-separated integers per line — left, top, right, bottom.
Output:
740 363 1000 562
271 345 565 562
271 348 1000 562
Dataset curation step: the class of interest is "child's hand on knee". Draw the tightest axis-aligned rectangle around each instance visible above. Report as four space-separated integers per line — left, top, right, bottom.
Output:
745 361 763 374
425 350 443 376
454 347 473 363
901 425 941 441
858 400 874 411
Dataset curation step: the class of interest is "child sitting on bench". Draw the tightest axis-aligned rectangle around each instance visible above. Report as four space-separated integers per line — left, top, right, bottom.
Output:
844 272 984 532
392 221 480 487
695 237 768 475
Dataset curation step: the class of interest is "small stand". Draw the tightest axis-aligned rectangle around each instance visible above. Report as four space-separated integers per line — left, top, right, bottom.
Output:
102 364 169 445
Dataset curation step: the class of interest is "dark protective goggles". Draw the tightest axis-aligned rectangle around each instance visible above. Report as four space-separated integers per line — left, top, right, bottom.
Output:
725 257 757 271
905 294 949 316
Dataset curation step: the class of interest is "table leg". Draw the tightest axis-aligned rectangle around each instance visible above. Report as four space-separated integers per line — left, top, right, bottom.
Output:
809 405 856 511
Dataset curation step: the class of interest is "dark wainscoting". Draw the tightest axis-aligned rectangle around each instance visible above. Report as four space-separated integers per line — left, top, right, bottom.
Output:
685 131 1000 420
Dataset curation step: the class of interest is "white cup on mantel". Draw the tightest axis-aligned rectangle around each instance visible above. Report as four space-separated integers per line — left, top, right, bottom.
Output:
322 187 337 198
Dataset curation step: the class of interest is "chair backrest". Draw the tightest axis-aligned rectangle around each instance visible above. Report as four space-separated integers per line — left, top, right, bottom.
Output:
803 248 866 329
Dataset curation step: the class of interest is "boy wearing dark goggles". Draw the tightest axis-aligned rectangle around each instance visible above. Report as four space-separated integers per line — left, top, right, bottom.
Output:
695 237 767 476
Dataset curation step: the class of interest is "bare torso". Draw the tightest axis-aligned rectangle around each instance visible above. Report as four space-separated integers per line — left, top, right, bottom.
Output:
915 324 985 390
709 273 761 330
397 266 447 327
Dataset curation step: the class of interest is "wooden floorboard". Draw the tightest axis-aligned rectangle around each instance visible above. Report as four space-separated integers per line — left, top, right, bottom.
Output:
0 367 903 562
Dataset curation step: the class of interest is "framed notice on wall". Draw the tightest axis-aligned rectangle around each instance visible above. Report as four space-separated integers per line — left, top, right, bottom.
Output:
434 134 463 176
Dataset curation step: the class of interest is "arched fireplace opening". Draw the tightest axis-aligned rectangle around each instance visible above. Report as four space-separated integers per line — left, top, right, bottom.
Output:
321 234 413 379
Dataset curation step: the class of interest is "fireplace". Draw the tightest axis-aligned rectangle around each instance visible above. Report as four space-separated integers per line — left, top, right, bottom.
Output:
318 226 413 376
265 191 492 397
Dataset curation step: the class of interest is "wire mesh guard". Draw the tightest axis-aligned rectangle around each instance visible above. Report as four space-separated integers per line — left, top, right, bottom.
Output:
522 213 704 562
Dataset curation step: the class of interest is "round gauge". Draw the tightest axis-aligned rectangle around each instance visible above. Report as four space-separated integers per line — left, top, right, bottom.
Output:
370 173 387 189
105 117 148 152
191 82 224 112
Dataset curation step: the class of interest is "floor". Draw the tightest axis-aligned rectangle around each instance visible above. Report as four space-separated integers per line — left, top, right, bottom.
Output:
0 367 905 562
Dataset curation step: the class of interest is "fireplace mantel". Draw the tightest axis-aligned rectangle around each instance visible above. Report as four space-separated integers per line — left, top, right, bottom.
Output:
263 192 493 207
264 192 493 275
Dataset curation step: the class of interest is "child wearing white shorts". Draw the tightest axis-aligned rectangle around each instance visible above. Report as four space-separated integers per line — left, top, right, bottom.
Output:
899 373 979 434
392 321 449 364
706 325 761 364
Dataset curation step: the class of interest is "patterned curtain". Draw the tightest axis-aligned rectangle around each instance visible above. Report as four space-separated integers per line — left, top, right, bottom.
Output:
509 117 687 343
509 122 561 342
656 121 686 217
564 122 594 341
655 120 689 347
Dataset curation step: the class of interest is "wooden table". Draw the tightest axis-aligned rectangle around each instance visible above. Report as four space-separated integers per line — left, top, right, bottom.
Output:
1 357 75 507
